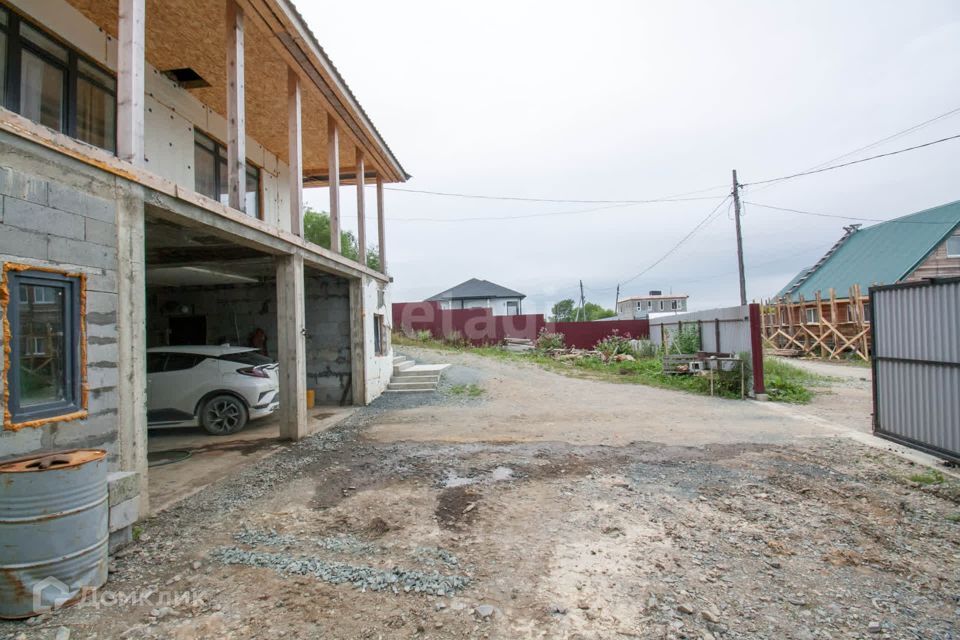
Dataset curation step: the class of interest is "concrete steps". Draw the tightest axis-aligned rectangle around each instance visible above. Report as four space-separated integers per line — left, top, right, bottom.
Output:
386 355 449 393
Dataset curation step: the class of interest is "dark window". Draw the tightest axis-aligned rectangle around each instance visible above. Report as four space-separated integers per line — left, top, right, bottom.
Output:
0 7 116 152
219 351 274 366
5 270 82 424
374 314 385 356
146 352 166 374
162 353 205 372
193 130 261 218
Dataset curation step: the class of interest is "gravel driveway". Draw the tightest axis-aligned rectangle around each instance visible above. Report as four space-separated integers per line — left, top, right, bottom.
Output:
3 347 957 640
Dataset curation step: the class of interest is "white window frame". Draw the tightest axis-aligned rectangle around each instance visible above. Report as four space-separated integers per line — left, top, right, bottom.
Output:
805 308 817 324
947 235 960 258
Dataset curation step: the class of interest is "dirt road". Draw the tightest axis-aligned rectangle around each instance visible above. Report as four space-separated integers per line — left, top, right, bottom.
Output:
4 348 957 640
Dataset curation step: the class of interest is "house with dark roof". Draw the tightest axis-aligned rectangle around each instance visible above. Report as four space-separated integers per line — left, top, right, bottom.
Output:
764 200 960 359
427 279 526 316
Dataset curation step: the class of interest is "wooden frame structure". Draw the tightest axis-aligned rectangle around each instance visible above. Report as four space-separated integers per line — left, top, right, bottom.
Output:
761 284 871 361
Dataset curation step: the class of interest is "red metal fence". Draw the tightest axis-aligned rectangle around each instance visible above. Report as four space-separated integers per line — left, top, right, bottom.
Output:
392 302 649 349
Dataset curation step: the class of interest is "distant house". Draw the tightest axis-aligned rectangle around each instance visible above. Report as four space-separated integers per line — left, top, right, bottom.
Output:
427 278 526 316
617 290 688 319
765 199 960 359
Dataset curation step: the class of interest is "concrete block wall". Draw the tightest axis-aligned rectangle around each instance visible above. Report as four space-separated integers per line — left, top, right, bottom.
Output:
147 283 279 360
364 276 393 403
0 133 121 462
305 274 352 405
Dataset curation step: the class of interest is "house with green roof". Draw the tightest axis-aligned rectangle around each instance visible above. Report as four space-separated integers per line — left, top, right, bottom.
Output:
765 200 960 360
778 199 960 302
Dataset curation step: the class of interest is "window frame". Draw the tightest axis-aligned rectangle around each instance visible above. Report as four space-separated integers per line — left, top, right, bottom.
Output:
0 6 117 152
193 129 262 219
805 308 818 325
373 313 386 356
4 267 86 427
947 235 960 258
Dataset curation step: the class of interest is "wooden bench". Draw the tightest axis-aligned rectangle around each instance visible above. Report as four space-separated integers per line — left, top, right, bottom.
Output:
662 354 695 375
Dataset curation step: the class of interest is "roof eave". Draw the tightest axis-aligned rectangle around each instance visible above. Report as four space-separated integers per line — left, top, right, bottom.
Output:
265 0 410 183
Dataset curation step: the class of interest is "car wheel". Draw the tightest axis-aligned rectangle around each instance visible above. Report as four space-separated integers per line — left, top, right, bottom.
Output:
200 395 248 435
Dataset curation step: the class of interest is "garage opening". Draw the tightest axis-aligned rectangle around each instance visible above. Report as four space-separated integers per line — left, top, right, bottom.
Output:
143 210 354 512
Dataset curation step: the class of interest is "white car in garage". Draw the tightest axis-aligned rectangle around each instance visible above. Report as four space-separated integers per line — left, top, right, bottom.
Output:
147 345 280 435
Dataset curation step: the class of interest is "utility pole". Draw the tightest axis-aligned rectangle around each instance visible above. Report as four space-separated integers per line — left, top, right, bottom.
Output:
579 280 586 321
732 169 747 306
614 284 620 317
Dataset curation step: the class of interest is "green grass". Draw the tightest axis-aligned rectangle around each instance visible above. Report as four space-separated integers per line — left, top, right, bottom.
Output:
908 469 945 485
762 358 832 404
394 333 825 403
448 383 485 397
947 513 960 523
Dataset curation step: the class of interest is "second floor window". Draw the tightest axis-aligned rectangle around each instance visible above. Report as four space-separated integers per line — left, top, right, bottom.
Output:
194 130 260 218
0 7 116 153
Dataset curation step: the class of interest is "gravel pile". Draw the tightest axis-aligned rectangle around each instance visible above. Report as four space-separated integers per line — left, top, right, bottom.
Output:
413 546 461 569
234 529 379 555
210 547 470 596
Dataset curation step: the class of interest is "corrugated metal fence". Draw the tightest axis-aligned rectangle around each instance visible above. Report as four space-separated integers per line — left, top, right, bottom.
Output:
871 278 960 462
649 303 765 396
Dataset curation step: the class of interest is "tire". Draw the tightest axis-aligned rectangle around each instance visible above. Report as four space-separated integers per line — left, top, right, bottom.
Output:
200 394 248 435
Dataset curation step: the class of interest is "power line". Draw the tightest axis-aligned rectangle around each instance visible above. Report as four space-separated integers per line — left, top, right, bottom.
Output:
383 186 727 205
744 200 958 224
587 196 732 292
802 105 960 172
742 132 960 187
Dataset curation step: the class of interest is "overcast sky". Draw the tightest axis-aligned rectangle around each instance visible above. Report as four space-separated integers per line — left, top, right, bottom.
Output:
298 0 960 314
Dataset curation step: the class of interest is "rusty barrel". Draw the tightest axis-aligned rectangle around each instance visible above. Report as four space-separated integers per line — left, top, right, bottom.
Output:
0 449 109 619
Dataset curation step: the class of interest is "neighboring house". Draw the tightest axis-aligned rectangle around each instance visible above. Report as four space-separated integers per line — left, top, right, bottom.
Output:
617 291 689 319
0 0 408 519
427 278 525 316
765 200 960 359
777 200 960 302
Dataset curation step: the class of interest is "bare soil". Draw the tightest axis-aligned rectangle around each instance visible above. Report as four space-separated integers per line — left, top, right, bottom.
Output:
3 348 958 640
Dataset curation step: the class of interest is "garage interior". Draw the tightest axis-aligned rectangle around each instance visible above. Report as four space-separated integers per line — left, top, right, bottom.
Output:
143 208 356 513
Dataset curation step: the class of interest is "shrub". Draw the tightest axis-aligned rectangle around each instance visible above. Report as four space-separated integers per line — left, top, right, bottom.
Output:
595 330 634 360
442 331 469 349
415 329 433 342
536 329 566 351
671 326 701 354
631 339 657 358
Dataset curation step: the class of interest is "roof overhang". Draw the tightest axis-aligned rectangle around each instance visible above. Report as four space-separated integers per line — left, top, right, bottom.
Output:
65 0 408 184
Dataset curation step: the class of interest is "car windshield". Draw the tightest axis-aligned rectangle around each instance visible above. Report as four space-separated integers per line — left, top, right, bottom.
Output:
219 351 275 366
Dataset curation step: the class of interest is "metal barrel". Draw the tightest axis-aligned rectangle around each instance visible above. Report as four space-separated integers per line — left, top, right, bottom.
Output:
0 449 109 619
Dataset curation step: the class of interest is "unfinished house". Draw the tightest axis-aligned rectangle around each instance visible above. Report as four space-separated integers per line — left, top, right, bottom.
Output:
763 200 960 360
0 0 407 528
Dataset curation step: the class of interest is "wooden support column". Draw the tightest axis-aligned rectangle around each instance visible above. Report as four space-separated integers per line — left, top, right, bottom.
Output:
287 68 303 235
376 176 387 274
275 254 308 440
327 114 341 253
225 1 246 212
355 147 366 265
117 0 145 165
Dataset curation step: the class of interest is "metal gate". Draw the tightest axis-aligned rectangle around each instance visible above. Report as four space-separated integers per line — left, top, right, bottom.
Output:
870 277 960 462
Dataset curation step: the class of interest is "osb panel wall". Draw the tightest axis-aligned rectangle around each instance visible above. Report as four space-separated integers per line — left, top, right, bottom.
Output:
66 0 359 174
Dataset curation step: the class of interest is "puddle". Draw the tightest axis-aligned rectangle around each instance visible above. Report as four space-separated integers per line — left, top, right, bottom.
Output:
440 466 515 488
